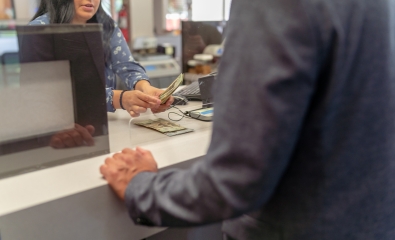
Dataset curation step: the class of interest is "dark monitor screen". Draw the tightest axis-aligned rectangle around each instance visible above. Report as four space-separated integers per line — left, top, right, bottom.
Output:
181 21 227 73
0 24 110 179
198 73 216 108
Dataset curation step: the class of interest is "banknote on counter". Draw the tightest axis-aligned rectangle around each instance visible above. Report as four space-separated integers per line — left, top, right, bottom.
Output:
159 73 184 104
134 118 194 136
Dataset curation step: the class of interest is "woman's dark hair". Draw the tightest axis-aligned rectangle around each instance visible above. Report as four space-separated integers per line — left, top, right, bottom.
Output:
32 0 115 65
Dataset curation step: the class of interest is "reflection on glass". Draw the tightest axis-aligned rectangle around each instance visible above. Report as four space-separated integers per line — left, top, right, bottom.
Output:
0 25 109 179
50 124 95 149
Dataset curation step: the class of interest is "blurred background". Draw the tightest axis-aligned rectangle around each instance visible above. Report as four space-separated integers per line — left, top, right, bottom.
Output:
0 0 232 88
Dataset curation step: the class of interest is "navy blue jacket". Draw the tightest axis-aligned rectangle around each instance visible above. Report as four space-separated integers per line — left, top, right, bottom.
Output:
125 0 395 239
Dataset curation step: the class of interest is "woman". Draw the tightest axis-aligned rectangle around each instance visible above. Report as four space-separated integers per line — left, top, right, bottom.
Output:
30 0 174 117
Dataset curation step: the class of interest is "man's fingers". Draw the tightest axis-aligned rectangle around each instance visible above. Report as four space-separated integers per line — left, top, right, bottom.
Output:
112 152 139 167
105 157 124 168
113 153 134 163
135 147 158 171
104 157 114 165
100 148 157 202
100 163 120 181
100 164 117 178
135 147 149 154
99 164 108 177
119 149 140 164
112 153 124 160
136 147 155 159
122 148 135 154
134 148 145 160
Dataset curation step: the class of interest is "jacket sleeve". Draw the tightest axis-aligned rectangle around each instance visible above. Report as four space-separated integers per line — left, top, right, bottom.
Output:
125 0 321 227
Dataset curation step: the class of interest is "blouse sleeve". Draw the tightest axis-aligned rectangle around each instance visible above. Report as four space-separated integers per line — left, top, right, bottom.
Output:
28 15 49 25
109 27 150 90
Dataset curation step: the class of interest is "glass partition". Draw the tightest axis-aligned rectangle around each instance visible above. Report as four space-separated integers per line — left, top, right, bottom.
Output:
0 24 110 179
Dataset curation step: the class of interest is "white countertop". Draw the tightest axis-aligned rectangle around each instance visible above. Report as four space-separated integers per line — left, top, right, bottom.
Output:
0 101 212 217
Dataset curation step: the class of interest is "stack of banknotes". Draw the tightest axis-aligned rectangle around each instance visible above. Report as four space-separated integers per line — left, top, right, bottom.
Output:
159 73 184 104
134 118 194 137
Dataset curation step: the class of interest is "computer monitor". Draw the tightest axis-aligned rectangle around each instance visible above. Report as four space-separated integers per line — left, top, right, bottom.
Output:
198 73 215 108
0 24 110 179
181 20 227 73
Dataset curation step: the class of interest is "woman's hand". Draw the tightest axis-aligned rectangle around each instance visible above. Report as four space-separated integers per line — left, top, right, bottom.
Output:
120 90 161 117
135 80 175 113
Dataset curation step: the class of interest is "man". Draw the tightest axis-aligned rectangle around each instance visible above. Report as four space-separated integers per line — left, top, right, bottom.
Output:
100 0 395 239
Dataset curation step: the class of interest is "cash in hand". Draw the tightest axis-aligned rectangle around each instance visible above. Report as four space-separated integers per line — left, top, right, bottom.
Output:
159 73 184 104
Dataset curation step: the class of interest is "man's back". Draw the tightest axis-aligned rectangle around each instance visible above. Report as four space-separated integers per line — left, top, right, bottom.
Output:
117 0 395 239
221 0 395 238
